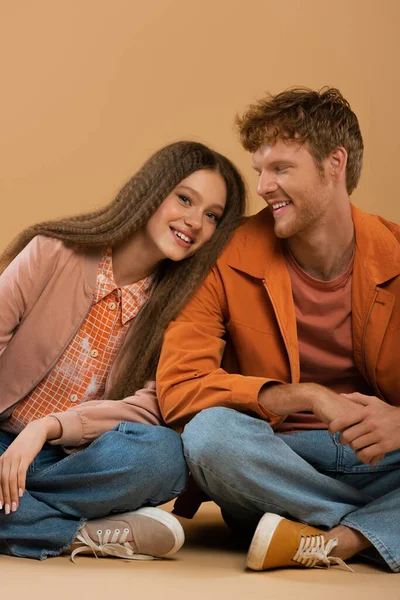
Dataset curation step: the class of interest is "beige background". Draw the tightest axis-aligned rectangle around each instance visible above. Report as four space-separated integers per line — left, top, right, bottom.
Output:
1 0 399 252
1 3 400 595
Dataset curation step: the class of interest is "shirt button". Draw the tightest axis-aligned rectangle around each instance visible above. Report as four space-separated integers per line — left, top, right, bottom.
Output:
70 394 78 403
90 349 99 358
108 301 117 311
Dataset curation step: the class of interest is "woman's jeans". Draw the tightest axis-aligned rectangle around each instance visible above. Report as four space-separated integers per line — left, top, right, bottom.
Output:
182 407 400 572
0 422 188 560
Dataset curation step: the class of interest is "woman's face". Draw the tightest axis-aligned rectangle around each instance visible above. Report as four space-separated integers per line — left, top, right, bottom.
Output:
145 169 227 262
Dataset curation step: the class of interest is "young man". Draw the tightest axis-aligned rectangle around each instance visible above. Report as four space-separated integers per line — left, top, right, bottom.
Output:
156 88 400 573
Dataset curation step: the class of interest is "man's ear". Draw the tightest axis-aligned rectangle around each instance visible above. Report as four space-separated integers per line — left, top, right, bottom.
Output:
328 146 348 184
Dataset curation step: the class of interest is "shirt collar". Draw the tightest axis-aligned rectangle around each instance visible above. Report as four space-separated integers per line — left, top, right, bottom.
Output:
93 249 153 324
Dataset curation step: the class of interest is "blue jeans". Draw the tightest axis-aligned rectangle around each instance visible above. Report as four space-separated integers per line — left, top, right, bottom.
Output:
182 408 400 572
0 422 188 560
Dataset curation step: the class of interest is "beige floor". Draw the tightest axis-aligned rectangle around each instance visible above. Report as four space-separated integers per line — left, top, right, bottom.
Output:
1 502 398 600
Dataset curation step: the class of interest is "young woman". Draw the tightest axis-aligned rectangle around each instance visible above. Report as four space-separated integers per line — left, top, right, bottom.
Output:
0 141 246 561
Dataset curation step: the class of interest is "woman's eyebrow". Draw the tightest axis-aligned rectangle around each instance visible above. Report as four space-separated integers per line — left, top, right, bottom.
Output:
178 185 225 212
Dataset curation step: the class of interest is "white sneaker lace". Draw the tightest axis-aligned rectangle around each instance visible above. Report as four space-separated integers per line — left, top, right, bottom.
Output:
293 535 354 572
71 525 156 563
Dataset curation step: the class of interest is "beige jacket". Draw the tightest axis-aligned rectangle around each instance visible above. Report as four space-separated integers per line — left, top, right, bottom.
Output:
0 235 163 446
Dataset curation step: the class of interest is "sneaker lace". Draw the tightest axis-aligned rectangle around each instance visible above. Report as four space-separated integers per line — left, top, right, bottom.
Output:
71 526 156 563
293 535 354 572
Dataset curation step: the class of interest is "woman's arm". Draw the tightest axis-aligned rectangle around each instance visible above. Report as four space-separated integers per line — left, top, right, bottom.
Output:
0 384 162 513
0 416 61 514
0 236 58 355
47 382 164 447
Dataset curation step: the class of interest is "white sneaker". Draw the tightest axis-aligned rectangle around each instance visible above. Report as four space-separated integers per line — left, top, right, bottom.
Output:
71 507 184 562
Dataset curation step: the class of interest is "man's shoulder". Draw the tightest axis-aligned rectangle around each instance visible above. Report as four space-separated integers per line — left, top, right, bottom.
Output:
351 205 400 248
352 205 400 242
374 215 400 243
352 205 400 284
217 207 276 267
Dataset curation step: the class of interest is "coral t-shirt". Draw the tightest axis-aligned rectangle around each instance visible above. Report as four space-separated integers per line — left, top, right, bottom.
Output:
278 248 373 432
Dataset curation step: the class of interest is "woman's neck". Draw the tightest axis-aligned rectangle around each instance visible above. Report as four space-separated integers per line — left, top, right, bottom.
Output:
112 230 163 286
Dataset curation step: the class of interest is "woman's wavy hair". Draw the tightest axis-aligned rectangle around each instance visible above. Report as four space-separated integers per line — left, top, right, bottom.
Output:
0 141 247 397
236 86 364 194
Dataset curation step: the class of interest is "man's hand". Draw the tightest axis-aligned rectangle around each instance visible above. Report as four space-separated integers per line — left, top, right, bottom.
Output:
0 416 61 515
259 383 388 466
329 393 400 466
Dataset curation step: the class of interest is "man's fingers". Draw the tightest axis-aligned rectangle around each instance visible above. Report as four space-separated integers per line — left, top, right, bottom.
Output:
349 432 378 452
355 444 385 465
370 454 385 466
329 411 363 434
341 392 371 406
339 422 370 445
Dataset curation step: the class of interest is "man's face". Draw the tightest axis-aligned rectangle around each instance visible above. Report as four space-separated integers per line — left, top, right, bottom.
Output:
252 140 336 239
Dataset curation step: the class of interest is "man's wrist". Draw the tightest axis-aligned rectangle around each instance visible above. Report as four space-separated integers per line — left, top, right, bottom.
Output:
258 382 319 416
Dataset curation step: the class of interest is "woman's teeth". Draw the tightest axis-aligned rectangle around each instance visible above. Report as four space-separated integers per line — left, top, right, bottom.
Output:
174 230 192 244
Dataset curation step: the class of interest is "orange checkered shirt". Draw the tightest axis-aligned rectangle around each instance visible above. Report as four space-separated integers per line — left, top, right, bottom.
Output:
5 249 153 434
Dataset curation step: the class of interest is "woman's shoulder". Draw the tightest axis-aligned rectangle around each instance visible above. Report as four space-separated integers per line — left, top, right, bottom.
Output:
23 235 79 265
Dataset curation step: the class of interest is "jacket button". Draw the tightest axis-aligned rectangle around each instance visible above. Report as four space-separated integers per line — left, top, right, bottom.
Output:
70 394 78 403
90 349 99 358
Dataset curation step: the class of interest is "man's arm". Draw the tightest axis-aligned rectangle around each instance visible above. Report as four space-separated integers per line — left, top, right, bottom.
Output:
157 267 284 429
258 382 360 423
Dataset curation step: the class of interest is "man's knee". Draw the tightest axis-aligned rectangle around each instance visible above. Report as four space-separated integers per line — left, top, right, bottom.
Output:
182 407 240 466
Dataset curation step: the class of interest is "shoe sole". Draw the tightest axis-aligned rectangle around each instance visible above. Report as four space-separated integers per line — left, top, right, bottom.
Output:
134 507 185 556
246 513 284 571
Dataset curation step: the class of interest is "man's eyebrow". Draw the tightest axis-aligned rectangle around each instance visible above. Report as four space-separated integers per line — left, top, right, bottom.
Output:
178 185 225 212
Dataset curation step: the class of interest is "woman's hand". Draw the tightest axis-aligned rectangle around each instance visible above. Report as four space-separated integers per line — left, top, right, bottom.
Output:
0 416 61 515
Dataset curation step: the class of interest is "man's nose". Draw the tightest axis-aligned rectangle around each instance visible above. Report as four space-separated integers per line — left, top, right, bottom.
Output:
257 172 278 197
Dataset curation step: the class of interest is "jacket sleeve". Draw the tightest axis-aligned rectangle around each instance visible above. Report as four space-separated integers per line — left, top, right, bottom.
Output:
48 382 163 447
156 267 283 429
0 236 57 356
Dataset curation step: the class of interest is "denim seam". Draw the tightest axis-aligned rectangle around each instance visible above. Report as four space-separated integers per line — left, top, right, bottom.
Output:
341 517 399 573
185 453 289 514
39 517 86 560
6 517 86 561
31 433 109 480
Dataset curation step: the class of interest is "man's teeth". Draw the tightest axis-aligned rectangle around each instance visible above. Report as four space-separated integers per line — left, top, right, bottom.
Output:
174 230 192 243
273 201 290 210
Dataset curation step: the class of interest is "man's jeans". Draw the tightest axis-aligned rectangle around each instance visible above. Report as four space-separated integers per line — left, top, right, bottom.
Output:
182 407 400 572
0 422 188 560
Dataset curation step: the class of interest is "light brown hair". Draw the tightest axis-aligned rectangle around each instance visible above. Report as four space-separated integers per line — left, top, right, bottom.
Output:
236 87 364 194
0 141 247 397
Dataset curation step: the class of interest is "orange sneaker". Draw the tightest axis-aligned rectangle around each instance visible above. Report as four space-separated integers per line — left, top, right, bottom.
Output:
246 513 352 572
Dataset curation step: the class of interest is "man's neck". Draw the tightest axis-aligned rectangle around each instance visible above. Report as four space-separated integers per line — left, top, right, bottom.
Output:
286 207 355 281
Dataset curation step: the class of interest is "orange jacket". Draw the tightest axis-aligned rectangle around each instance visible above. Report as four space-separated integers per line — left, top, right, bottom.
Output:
157 205 400 430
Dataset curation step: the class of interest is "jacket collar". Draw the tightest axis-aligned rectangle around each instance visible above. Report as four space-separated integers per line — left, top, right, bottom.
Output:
225 204 400 285
351 204 400 285
225 207 278 279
